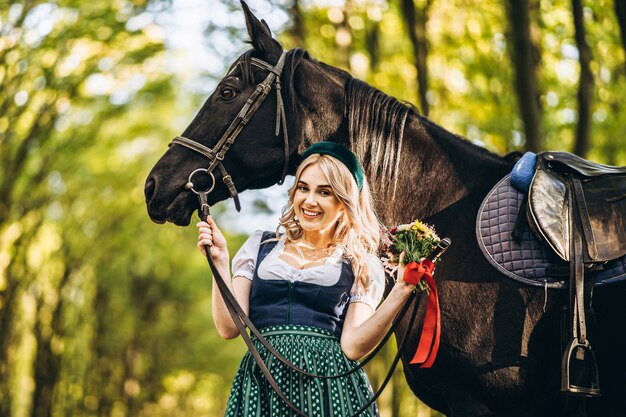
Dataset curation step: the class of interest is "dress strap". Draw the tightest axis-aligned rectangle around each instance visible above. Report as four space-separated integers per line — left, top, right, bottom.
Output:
252 231 281 280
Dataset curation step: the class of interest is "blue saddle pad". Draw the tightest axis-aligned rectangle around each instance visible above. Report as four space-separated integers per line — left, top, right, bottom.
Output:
476 174 626 289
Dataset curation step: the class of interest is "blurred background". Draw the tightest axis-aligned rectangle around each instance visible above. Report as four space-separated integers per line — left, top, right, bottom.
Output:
2 0 626 415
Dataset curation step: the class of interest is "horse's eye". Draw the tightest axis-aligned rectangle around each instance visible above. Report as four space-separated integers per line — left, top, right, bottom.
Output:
220 88 237 100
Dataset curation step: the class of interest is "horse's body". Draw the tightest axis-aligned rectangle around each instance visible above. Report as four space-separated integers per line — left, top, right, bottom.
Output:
144 4 626 416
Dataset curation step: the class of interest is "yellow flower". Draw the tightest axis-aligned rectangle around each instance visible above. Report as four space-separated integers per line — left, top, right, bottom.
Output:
411 220 427 233
409 219 439 239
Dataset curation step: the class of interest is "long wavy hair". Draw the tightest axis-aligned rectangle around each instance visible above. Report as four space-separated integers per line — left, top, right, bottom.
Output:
277 154 381 290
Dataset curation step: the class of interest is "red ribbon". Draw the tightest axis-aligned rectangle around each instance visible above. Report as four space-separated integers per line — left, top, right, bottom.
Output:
403 259 440 368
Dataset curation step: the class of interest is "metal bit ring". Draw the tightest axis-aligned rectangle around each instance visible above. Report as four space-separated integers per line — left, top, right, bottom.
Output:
186 168 215 195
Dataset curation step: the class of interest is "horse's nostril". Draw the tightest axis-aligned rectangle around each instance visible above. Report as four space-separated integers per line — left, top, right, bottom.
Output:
145 177 156 202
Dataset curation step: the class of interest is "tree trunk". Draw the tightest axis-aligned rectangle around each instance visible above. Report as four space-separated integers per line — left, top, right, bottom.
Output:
336 1 353 70
288 0 305 48
615 0 626 74
94 287 115 417
400 0 430 116
0 280 16 417
0 225 41 416
366 21 381 72
31 261 73 417
390 365 402 416
505 0 543 152
572 0 593 157
31 319 60 417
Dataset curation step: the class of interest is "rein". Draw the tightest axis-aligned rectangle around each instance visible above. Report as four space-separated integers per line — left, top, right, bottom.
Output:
175 50 422 416
190 183 421 416
196 196 420 417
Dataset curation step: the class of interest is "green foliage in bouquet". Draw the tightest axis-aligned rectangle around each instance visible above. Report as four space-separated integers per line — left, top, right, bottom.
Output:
380 220 441 292
380 220 441 267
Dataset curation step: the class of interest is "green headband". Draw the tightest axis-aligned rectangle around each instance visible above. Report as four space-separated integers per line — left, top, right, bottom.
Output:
300 141 364 191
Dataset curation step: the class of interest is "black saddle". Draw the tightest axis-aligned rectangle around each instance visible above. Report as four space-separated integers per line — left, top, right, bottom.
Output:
526 151 626 397
527 151 626 264
476 174 626 289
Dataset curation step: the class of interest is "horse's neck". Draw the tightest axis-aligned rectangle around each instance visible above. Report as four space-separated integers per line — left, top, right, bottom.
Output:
290 58 349 152
290 58 512 224
363 114 512 225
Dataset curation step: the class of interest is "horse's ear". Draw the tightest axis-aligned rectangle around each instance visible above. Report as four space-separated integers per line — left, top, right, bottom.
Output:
241 1 282 60
261 19 272 35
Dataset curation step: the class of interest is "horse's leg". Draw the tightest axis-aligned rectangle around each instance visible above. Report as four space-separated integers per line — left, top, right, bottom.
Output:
561 397 588 417
588 280 626 417
446 390 507 417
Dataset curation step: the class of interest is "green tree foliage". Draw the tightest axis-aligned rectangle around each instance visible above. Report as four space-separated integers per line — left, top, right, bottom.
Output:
0 1 247 416
285 0 626 162
2 0 626 417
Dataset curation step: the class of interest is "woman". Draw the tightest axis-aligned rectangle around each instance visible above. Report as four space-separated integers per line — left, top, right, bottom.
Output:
197 142 414 416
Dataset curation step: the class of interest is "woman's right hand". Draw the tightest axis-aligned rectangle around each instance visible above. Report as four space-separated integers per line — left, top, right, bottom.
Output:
196 217 229 265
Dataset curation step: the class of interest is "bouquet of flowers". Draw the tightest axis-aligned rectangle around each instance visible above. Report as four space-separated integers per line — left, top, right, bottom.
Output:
380 219 441 292
380 219 446 368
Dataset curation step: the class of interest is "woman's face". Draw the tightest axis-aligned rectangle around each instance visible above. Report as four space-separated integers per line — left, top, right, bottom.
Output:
293 163 344 234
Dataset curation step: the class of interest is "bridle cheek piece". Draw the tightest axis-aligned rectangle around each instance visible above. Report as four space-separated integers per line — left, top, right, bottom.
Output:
168 50 290 212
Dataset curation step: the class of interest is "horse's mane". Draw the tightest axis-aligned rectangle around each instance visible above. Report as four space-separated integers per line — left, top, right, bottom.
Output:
345 78 413 198
284 48 312 137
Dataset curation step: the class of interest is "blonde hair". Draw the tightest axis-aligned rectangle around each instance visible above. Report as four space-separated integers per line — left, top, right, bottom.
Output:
277 154 381 290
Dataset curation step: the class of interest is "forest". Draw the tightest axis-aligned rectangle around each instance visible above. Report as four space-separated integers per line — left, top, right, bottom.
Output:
2 0 626 416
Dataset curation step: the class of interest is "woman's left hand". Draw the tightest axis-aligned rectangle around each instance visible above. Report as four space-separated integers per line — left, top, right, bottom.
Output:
396 252 406 283
394 252 415 294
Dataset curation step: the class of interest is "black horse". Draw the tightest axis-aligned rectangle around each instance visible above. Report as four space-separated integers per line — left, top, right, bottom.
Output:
144 3 626 416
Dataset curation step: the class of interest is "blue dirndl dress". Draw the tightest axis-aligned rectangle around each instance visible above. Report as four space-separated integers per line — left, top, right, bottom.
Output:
224 232 380 417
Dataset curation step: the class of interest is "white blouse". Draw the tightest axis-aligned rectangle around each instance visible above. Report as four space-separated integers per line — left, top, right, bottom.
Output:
232 230 385 311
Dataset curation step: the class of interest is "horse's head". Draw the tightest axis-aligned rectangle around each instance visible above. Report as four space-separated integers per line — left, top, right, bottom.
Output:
145 1 349 225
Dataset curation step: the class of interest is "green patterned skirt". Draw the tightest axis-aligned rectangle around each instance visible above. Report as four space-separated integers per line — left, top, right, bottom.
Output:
224 325 379 417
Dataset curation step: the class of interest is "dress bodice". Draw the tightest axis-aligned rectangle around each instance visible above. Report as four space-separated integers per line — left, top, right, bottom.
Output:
249 232 355 337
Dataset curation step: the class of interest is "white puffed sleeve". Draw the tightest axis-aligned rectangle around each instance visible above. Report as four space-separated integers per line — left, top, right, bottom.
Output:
348 253 385 311
231 230 264 280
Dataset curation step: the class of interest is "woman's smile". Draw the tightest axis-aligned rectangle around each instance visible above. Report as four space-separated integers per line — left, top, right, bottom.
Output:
302 208 323 219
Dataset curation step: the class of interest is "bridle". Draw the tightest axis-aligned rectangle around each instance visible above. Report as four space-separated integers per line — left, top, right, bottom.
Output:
169 50 290 212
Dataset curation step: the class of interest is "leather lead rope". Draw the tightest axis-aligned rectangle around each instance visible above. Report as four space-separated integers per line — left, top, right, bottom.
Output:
199 193 307 416
198 194 421 416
